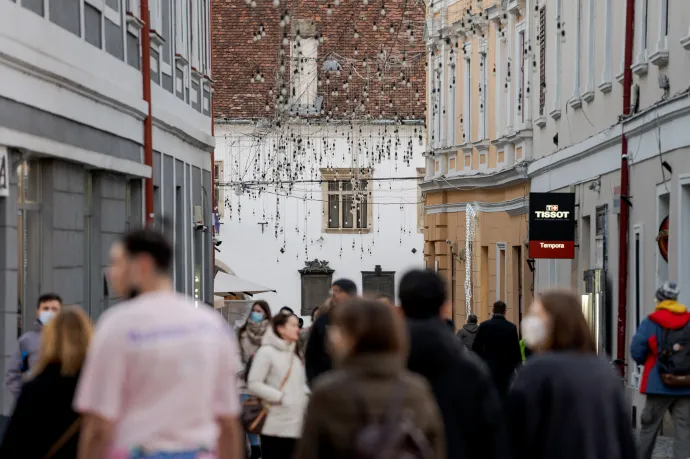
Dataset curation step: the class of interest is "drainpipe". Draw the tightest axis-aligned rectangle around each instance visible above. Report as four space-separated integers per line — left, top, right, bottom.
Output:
210 0 215 268
141 0 154 226
617 0 635 376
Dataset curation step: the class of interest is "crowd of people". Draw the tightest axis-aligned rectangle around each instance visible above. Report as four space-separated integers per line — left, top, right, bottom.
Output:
0 226 689 459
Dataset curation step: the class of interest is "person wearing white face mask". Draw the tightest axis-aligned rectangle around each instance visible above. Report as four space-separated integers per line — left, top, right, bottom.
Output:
505 291 637 459
4 293 63 398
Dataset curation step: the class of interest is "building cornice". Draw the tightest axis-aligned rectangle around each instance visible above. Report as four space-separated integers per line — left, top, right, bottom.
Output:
425 195 528 215
420 164 529 192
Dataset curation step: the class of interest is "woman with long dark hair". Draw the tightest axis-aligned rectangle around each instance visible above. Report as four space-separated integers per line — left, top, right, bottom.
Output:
506 290 636 459
247 313 307 459
237 300 272 459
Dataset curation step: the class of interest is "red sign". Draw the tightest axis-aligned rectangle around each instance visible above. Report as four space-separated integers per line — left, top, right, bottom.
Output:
529 241 575 259
657 216 669 262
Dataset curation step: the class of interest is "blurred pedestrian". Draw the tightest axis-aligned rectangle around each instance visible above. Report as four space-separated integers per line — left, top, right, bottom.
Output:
279 307 294 316
74 228 243 459
247 313 308 459
298 306 320 356
472 301 523 397
400 269 510 459
457 314 478 351
631 281 690 459
375 293 394 307
237 300 273 459
4 293 63 398
506 290 636 459
295 298 445 459
305 279 357 386
0 306 92 459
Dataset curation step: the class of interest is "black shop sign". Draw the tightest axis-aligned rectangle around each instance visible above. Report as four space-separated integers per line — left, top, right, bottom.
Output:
528 192 576 259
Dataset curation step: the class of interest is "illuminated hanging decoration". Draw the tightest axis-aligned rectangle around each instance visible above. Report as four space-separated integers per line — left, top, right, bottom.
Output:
464 204 477 317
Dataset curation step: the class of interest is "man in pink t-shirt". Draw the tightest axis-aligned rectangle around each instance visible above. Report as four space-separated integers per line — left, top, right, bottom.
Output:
74 228 243 459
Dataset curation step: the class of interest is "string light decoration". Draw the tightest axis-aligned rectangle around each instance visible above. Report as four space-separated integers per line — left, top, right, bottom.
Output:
464 203 477 317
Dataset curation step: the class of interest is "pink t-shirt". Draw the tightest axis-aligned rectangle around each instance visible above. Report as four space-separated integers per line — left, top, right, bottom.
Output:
74 291 240 457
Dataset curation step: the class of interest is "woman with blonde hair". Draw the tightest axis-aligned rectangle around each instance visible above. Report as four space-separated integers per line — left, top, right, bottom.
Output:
0 305 92 459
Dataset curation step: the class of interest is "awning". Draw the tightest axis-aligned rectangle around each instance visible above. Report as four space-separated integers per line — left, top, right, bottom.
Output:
214 272 276 296
214 258 235 276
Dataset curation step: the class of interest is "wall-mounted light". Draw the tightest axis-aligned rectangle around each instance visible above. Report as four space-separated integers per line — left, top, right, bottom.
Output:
527 258 536 272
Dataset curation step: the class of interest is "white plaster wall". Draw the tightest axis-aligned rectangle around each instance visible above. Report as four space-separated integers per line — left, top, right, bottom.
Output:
215 123 426 315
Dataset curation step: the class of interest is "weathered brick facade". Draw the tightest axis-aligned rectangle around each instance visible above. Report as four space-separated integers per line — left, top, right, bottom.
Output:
212 0 427 121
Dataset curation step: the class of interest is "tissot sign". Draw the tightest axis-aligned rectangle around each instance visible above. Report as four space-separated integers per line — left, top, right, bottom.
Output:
529 192 576 259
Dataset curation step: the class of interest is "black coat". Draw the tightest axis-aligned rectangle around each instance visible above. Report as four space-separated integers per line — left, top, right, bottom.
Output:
505 353 636 459
305 312 332 387
0 364 80 459
406 318 511 459
472 315 522 396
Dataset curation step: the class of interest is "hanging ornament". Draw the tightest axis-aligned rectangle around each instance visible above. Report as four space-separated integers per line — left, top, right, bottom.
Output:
464 204 477 318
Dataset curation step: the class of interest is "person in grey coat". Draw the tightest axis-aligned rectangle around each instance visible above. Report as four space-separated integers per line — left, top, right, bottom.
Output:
4 293 62 398
457 314 478 350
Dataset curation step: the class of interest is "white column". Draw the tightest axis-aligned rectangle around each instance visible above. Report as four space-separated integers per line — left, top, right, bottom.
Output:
585 0 596 95
440 41 447 147
602 0 612 85
427 47 434 149
572 0 581 100
656 0 668 51
505 14 513 134
635 0 648 63
524 0 532 124
495 26 503 138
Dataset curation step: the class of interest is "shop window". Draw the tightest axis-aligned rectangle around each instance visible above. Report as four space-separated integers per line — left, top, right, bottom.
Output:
16 160 41 335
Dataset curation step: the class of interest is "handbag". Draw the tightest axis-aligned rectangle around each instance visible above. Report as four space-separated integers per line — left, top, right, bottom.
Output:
43 417 81 459
241 355 294 434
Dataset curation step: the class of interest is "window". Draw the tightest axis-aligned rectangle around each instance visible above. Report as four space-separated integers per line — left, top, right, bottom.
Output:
595 206 606 236
417 167 425 233
601 0 612 88
585 0 596 96
321 168 372 233
479 49 488 139
299 260 334 317
292 35 318 107
214 161 224 217
571 0 582 104
362 267 395 300
463 46 472 143
175 0 189 62
539 5 547 115
633 224 643 328
149 0 164 39
551 0 563 117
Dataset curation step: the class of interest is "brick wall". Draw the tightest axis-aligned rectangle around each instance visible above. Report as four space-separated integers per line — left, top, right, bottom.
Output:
212 0 427 121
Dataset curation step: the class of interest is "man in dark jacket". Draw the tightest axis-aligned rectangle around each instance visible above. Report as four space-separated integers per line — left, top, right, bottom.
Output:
473 300 523 398
400 269 510 459
457 314 478 350
305 279 357 386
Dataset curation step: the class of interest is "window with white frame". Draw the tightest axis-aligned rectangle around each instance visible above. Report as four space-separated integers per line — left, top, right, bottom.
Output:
84 0 122 50
292 35 318 107
655 0 669 54
479 48 488 139
636 0 650 63
149 0 164 39
191 0 201 71
463 46 472 143
175 0 189 63
321 169 373 233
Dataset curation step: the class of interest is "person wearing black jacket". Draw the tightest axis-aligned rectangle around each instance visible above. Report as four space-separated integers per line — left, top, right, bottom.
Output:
400 269 510 459
472 301 523 397
304 278 357 386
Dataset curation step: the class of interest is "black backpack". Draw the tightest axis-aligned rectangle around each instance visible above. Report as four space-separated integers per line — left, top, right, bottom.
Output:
350 378 434 459
658 324 690 386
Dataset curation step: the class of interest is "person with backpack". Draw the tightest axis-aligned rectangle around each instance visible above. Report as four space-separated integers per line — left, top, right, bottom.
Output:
457 314 478 350
237 300 272 459
295 298 444 459
631 281 690 459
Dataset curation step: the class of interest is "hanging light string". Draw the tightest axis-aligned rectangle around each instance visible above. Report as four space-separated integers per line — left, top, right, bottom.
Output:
465 204 477 317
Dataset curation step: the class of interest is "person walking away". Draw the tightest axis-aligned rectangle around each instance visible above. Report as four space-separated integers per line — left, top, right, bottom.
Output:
0 306 92 459
74 228 243 459
237 300 272 459
457 314 478 351
295 298 445 459
400 269 510 459
472 301 523 397
506 290 636 459
4 293 62 398
247 313 308 459
305 279 357 386
631 281 690 459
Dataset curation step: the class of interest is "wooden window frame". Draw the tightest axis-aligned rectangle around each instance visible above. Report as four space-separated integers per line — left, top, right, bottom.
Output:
321 168 373 234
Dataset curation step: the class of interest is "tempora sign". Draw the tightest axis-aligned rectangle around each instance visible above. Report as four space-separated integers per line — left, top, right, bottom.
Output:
529 192 576 259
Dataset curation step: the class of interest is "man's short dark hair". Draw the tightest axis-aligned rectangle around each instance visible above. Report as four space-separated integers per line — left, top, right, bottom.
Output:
398 269 446 320
122 228 173 273
332 279 357 296
468 314 478 324
37 293 62 308
493 301 507 315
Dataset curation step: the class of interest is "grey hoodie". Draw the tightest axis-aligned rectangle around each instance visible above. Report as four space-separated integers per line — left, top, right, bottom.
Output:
457 323 478 351
4 320 42 398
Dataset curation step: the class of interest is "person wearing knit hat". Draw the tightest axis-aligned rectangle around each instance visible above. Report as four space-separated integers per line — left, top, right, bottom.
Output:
304 279 358 387
632 280 690 459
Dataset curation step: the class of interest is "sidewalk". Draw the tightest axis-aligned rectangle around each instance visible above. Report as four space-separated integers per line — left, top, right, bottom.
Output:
653 436 673 458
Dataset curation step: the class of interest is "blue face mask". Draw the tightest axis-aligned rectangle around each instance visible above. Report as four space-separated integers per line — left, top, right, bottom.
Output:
39 310 57 325
249 311 264 323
